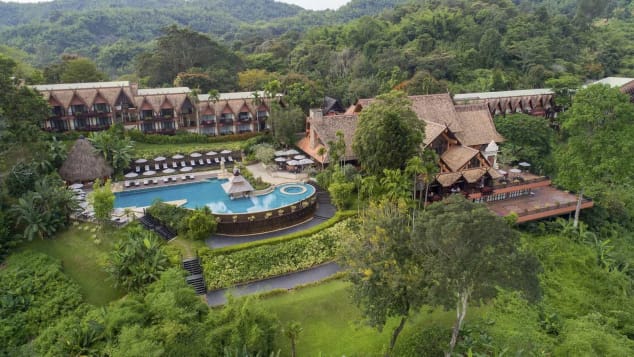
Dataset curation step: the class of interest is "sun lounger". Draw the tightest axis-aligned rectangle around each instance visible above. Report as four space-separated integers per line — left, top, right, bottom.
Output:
143 180 149 185
189 174 195 180
172 162 178 168
181 176 187 181
144 165 150 171
152 179 158 184
199 159 204 166
190 160 196 166
134 181 140 186
206 158 212 165
180 161 186 167
214 158 220 164
124 181 131 188
135 166 141 173
163 177 169 183
221 157 226 163
227 156 233 162
154 164 160 170
163 163 168 170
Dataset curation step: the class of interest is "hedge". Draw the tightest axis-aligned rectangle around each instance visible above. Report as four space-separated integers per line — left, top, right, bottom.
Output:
201 220 356 290
127 129 263 145
199 210 357 256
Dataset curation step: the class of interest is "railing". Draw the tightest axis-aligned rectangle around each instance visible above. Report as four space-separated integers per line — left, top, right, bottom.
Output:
491 176 550 189
219 119 234 125
201 120 216 126
515 199 593 217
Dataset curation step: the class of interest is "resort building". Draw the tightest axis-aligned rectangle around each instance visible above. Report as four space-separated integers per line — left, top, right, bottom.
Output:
31 81 281 135
585 77 634 101
453 88 555 117
298 93 593 223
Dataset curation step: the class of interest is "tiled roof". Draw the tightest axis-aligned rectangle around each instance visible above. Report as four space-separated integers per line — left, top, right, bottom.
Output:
31 81 130 91
441 146 479 172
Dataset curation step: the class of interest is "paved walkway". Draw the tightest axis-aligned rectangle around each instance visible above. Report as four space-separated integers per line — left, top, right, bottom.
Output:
206 262 341 306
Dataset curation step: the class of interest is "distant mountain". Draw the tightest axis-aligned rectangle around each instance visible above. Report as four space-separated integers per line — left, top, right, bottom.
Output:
0 0 406 68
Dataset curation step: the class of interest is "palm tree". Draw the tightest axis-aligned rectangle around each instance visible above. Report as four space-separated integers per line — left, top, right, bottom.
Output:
380 169 410 202
284 321 303 357
405 156 425 203
10 192 54 240
317 146 327 170
419 149 439 211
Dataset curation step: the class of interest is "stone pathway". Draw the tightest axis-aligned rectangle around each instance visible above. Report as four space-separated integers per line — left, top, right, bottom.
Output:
206 262 341 306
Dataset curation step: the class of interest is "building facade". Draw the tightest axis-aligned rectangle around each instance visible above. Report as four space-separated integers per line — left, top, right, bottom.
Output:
31 81 280 135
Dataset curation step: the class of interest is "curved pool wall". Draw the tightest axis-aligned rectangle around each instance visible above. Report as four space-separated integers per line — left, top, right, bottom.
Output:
114 179 318 235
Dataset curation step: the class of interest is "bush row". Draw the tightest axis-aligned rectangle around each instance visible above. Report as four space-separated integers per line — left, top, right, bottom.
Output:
201 220 356 290
127 129 262 145
200 210 357 256
147 201 216 240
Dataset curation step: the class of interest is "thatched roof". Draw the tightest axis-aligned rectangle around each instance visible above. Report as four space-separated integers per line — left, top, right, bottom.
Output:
221 172 255 196
59 138 113 182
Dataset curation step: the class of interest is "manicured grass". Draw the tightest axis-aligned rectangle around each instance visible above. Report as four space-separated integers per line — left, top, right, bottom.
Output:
168 236 207 259
20 223 125 306
259 279 488 356
133 141 246 158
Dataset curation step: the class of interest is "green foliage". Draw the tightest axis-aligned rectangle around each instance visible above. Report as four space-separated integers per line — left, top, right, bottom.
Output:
128 128 261 146
4 161 39 197
207 296 278 356
392 324 449 357
555 85 634 198
353 91 423 176
88 179 114 225
328 172 356 210
238 166 269 190
553 313 634 356
496 113 556 175
201 221 354 289
252 143 275 164
0 251 84 354
184 207 217 241
146 200 190 233
104 226 170 292
269 104 305 147
88 128 134 175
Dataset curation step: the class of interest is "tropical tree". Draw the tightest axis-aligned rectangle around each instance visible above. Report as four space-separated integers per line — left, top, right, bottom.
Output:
88 179 114 225
412 195 540 356
316 146 327 170
284 321 303 357
379 169 410 203
10 192 55 241
339 200 421 356
352 91 424 176
269 104 304 147
89 129 133 174
104 227 170 292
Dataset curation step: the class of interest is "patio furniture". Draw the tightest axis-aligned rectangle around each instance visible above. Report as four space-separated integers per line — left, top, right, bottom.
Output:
124 181 131 188
134 181 140 186
144 165 150 171
162 163 168 170
152 179 158 184
190 160 196 166
143 180 149 185
206 158 212 165
214 158 220 164
135 166 141 173
180 161 186 167
227 156 233 162
199 159 204 166
181 176 187 181
163 177 169 183
172 162 178 168
154 163 160 170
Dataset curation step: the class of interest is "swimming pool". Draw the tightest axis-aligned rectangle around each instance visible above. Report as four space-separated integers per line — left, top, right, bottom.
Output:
114 179 315 214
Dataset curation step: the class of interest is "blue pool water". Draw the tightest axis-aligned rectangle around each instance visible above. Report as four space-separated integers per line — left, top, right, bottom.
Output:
114 179 315 214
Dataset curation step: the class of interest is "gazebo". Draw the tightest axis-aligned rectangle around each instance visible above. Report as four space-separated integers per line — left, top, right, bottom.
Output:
221 169 255 199
59 137 114 183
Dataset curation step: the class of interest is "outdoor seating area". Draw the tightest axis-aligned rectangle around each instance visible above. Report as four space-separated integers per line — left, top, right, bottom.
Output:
274 149 315 173
125 150 238 181
124 174 196 188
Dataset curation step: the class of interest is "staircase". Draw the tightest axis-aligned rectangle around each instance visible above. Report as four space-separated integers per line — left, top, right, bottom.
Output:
138 213 177 241
309 182 335 220
182 257 206 295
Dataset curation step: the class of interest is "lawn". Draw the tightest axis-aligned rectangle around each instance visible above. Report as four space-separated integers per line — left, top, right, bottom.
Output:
20 222 125 306
133 141 246 158
258 279 488 356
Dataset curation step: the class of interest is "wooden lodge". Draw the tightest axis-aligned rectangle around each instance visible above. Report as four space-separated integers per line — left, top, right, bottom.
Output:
31 81 281 136
298 93 593 223
453 88 555 117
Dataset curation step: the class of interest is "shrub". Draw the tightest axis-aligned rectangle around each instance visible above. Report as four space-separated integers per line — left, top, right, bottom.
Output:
146 200 189 233
127 129 262 145
184 207 217 240
200 220 356 289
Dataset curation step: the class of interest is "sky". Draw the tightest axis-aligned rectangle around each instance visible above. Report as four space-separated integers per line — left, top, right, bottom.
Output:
4 0 351 11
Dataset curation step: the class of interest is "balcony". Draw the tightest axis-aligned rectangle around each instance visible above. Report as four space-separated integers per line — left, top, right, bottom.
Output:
219 119 234 125
238 114 252 122
201 120 216 126
75 124 111 132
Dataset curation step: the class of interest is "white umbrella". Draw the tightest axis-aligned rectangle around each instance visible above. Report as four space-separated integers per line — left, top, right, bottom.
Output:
69 183 84 189
294 154 306 160
154 156 166 162
274 157 287 162
206 151 218 156
299 158 314 165
180 166 193 172
134 158 147 164
498 170 507 176
274 150 286 156
285 149 299 155
172 154 184 159
220 150 232 154
509 168 522 174
143 170 156 176
190 152 202 158
286 160 300 166
163 168 175 174
124 172 139 178
518 162 531 168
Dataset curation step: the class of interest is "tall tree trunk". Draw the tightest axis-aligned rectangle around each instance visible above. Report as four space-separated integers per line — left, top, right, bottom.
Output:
386 316 407 357
290 338 296 357
423 182 430 211
447 290 470 357
573 189 584 229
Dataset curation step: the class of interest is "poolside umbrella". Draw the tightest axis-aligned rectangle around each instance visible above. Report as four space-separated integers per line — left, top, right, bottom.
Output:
172 154 184 160
274 157 287 162
298 158 314 165
180 167 193 172
59 137 113 183
206 151 218 156
286 160 300 166
293 154 306 160
509 168 522 177
154 156 166 162
134 158 147 164
274 150 286 156
124 172 139 178
69 183 84 189
498 170 508 176
190 152 202 158
220 150 232 154
163 168 175 174
285 149 299 155
143 170 156 176
519 162 531 170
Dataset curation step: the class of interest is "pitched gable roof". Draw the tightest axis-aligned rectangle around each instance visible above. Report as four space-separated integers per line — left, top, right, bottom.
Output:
454 104 504 146
441 146 479 172
309 114 358 161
